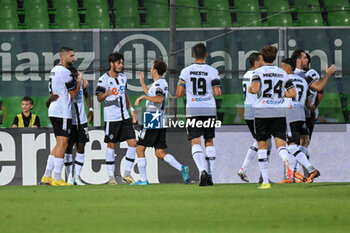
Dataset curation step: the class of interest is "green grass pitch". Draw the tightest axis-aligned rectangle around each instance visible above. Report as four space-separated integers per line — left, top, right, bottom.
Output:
0 183 349 233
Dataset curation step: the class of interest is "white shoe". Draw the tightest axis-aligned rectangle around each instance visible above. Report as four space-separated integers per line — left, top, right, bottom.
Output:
238 168 249 183
74 177 85 185
108 176 117 185
67 177 74 185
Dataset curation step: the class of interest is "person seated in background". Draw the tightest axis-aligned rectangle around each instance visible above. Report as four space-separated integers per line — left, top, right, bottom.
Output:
12 96 40 128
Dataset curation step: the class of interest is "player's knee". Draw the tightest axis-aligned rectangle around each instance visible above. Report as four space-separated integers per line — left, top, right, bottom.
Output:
127 139 137 147
136 146 145 157
204 139 214 147
155 149 166 159
77 143 85 154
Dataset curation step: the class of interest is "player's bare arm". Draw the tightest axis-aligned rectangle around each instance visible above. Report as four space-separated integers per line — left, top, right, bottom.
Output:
213 86 221 97
176 85 186 97
125 91 137 123
83 87 93 124
138 72 149 94
135 95 163 106
46 94 59 108
285 87 296 98
97 87 111 102
69 71 82 99
309 64 336 92
315 90 324 108
248 81 260 94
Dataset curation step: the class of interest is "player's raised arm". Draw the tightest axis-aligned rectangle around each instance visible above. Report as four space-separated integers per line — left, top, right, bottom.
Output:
138 72 149 94
309 64 336 92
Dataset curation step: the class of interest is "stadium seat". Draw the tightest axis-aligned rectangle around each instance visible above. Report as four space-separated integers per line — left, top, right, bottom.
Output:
177 0 201 27
0 1 18 19
298 13 324 26
294 0 321 12
236 13 262 27
0 17 18 29
328 12 350 26
144 0 169 28
205 0 231 27
264 0 290 12
114 0 140 28
85 2 111 28
25 16 50 29
54 1 79 18
234 0 260 12
268 14 293 26
324 0 350 9
264 0 292 26
56 17 80 29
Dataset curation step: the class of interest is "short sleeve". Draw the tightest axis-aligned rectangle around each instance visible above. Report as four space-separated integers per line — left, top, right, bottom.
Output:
178 69 186 87
252 74 261 83
95 77 107 95
285 79 294 90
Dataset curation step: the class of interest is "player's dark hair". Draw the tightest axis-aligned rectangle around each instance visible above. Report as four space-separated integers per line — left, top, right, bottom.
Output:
291 49 306 60
305 53 311 67
261 45 278 63
282 58 296 71
193 43 206 59
67 66 79 81
153 59 167 76
22 96 33 105
59 47 73 55
108 52 124 66
249 52 261 67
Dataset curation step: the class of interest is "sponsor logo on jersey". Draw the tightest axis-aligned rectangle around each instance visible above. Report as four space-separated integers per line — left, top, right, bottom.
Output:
111 85 126 96
191 97 211 102
262 100 284 105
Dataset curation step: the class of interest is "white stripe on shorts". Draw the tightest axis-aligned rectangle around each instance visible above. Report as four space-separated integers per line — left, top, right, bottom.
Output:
105 121 110 136
140 128 147 140
62 118 67 131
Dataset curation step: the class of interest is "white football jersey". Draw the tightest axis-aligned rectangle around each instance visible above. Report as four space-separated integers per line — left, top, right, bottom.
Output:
305 69 320 118
146 78 168 114
71 82 88 125
242 70 257 120
48 65 75 119
96 72 130 122
286 73 308 123
179 63 220 117
252 65 294 118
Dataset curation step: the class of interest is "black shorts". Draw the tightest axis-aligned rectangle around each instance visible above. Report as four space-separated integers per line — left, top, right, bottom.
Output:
287 121 307 145
137 128 167 149
255 117 287 141
245 119 256 139
104 119 136 143
302 118 315 138
186 116 216 141
71 123 90 144
50 117 72 138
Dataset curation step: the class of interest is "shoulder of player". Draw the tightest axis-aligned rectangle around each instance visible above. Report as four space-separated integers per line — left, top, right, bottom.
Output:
51 65 70 74
306 69 320 79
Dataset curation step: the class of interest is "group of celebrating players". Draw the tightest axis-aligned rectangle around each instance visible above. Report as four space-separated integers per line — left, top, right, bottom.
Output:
39 42 335 188
238 45 336 189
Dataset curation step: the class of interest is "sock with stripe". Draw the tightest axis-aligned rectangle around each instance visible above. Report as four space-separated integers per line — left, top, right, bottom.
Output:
242 141 258 171
106 147 115 178
74 153 85 178
192 144 205 173
64 153 73 179
124 146 136 176
205 146 216 176
164 154 182 171
258 149 269 184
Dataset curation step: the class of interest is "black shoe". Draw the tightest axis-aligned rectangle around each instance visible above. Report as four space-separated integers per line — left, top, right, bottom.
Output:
199 170 208 186
207 174 214 186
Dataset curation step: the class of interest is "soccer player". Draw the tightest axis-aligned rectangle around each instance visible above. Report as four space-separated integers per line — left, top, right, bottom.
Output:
41 47 82 186
249 45 296 189
12 96 40 128
291 49 336 178
131 59 190 185
63 66 92 185
281 58 320 183
176 43 221 186
237 52 272 183
96 52 137 185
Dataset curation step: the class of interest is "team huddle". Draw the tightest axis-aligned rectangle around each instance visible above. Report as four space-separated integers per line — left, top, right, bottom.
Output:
39 43 334 188
238 45 336 189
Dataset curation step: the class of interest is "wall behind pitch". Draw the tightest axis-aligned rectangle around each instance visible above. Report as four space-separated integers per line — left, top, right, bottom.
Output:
0 125 349 186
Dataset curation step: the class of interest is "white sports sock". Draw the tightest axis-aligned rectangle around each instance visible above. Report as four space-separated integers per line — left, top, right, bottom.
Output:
258 149 269 184
242 141 258 171
205 146 216 176
289 146 313 171
278 146 295 180
44 155 54 177
137 157 147 182
53 158 64 181
296 162 303 172
192 144 205 173
299 146 309 158
164 154 182 171
64 153 73 179
105 148 115 177
74 153 85 178
124 147 136 175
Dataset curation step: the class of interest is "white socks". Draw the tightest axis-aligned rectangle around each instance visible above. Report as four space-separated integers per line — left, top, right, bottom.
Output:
124 147 136 176
278 146 295 180
137 157 147 182
258 149 269 184
106 147 115 177
242 141 258 171
192 144 205 173
64 153 73 179
164 154 182 171
205 146 216 176
74 153 84 178
44 155 54 177
53 158 64 181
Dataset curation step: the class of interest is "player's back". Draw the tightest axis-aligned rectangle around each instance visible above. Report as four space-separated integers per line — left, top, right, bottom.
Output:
48 65 74 119
242 69 257 120
286 73 308 122
146 78 168 114
71 82 87 125
180 63 220 117
253 65 291 118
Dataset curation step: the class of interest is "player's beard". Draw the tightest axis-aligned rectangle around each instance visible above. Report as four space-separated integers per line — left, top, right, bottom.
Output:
66 61 74 67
